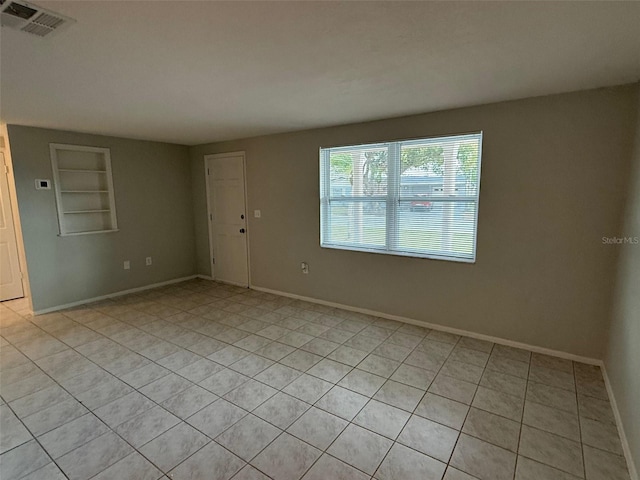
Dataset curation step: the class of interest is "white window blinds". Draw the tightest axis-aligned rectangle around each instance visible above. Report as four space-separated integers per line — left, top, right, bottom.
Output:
320 132 482 262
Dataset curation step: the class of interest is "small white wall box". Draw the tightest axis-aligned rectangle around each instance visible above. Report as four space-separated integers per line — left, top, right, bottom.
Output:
35 179 51 190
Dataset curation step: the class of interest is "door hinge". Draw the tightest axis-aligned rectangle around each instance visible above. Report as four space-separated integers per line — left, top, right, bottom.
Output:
207 168 210 175
212 258 215 264
209 213 213 221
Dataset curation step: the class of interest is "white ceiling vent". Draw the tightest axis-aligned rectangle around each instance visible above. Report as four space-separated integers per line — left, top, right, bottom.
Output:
0 0 75 37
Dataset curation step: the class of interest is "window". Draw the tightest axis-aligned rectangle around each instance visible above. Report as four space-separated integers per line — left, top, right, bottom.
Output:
320 132 482 262
50 143 118 236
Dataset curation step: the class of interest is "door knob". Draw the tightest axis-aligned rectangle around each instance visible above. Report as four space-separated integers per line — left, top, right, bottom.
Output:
240 214 245 219
240 228 245 233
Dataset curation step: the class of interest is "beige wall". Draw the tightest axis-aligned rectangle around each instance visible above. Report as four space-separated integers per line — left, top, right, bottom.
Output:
8 126 196 312
190 85 639 359
605 93 640 477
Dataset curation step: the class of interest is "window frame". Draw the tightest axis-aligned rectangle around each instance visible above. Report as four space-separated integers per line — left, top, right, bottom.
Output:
319 132 483 263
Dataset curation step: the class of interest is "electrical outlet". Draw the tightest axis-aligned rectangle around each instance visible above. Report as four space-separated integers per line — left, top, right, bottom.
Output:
146 257 152 266
124 260 130 270
254 210 261 218
301 262 309 274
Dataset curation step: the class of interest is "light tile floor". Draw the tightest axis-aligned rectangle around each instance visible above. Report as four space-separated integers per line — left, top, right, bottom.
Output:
0 279 632 480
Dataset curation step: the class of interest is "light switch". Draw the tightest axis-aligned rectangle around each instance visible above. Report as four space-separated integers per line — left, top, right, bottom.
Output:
254 210 261 218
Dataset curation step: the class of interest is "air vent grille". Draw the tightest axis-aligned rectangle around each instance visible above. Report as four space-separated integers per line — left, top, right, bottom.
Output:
33 12 64 29
21 20 49 36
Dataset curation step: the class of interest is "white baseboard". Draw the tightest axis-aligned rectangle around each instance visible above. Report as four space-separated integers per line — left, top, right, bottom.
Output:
600 363 639 480
33 275 199 315
251 285 600 365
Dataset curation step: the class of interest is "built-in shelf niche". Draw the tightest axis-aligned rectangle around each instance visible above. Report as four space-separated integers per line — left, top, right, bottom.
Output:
50 143 118 236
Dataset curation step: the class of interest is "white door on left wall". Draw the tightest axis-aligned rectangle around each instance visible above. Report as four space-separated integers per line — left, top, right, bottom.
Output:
0 152 24 301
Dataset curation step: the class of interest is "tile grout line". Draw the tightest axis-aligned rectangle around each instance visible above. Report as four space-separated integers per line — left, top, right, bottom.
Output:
512 350 533 480
440 339 496 480
575 360 588 480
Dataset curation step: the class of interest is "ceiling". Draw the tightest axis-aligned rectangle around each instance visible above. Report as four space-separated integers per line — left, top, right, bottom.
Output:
1 1 639 146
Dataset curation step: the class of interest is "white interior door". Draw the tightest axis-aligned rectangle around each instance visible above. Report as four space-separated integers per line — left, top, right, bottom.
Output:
206 153 249 287
0 152 24 301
